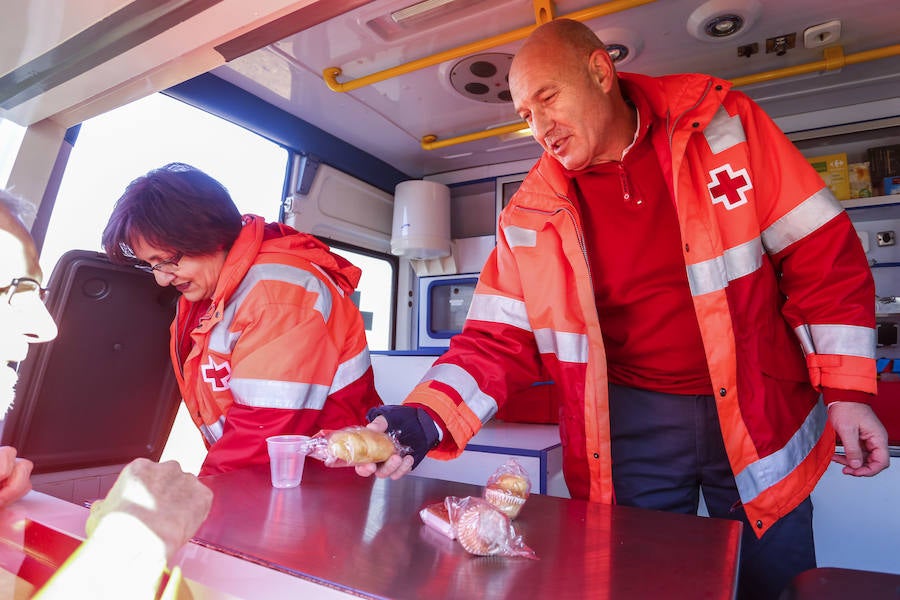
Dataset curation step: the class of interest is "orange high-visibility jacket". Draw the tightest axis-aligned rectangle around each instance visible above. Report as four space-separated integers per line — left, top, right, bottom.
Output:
405 72 876 537
172 215 382 475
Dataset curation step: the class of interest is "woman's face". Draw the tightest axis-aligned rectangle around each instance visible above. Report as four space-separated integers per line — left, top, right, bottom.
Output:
130 236 227 302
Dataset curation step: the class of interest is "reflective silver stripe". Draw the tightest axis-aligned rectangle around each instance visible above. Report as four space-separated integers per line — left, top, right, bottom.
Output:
534 328 589 363
734 399 827 503
466 293 532 331
794 324 876 359
209 263 334 354
424 363 498 422
329 347 372 394
230 378 329 410
761 189 842 254
687 255 728 296
200 416 225 445
704 107 746 154
687 237 764 296
503 225 537 248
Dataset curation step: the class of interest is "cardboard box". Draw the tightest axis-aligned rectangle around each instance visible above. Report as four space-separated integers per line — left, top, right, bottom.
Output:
848 162 873 198
884 176 900 195
807 153 850 200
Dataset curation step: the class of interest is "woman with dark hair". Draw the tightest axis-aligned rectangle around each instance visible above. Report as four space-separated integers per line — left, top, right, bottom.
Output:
103 163 382 476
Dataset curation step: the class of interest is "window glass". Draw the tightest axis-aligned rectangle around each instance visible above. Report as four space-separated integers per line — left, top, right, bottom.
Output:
0 118 26 189
332 247 394 351
38 93 288 474
41 93 287 278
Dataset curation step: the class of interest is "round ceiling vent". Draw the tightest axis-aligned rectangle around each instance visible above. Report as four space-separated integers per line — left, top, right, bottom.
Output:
449 53 513 104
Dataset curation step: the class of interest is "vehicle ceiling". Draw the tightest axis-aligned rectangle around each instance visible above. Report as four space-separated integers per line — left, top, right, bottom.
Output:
210 0 900 178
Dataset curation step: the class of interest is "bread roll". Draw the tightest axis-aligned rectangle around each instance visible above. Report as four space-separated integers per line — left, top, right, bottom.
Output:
327 427 396 464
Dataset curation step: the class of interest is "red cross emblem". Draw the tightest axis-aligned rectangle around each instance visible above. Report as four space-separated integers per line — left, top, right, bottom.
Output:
201 356 231 392
707 164 752 210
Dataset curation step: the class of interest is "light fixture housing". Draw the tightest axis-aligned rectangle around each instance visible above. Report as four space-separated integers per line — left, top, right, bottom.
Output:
687 0 761 42
593 27 643 67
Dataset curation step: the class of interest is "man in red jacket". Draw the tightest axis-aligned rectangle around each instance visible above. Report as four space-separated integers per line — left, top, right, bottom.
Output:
360 18 889 600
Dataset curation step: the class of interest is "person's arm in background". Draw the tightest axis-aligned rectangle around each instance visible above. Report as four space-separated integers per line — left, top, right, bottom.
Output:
733 90 889 476
0 446 32 507
358 226 547 480
34 458 213 600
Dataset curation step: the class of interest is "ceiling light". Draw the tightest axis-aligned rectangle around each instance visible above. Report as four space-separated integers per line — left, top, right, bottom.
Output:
392 0 456 23
606 44 630 63
687 0 761 42
705 14 743 37
593 28 643 67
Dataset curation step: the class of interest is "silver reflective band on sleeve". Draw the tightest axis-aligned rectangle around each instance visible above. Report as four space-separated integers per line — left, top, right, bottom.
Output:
329 347 372 394
794 323 876 359
230 378 329 410
687 237 764 296
704 107 746 154
424 363 498 423
734 399 827 503
200 416 225 445
208 263 334 354
534 328 589 363
503 225 538 248
761 189 842 254
466 293 532 331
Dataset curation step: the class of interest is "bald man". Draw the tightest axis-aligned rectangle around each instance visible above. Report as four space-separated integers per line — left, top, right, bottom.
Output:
358 18 887 599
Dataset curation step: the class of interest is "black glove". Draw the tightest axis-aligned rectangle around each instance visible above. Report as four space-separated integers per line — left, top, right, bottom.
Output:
366 405 440 469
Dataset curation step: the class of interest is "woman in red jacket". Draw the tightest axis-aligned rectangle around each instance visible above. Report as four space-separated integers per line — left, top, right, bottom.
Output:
103 163 382 475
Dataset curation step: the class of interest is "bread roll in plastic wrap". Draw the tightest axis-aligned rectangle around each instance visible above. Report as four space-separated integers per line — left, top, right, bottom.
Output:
305 426 408 467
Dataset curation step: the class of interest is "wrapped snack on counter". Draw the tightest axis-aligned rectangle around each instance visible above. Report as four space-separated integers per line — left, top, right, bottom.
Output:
420 501 455 540
483 459 532 519
305 426 410 467
446 496 536 559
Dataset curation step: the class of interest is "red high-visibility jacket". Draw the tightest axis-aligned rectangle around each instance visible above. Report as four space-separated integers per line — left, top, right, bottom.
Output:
172 215 382 475
404 72 876 538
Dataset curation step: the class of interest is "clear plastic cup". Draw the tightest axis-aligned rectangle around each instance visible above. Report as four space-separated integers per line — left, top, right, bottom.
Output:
266 435 311 488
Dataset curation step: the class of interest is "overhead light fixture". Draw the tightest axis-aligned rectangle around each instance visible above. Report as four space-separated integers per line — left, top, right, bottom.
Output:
705 14 744 37
687 0 761 42
594 27 643 67
368 0 513 41
392 0 456 23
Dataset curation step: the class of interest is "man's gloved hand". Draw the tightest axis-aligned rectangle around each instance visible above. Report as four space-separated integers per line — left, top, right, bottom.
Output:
366 405 440 469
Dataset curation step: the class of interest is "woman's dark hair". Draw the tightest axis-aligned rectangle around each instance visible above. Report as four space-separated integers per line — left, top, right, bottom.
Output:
102 162 243 264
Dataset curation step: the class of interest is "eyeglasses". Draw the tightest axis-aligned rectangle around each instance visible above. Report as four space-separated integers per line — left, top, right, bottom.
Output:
134 252 183 275
2 277 49 306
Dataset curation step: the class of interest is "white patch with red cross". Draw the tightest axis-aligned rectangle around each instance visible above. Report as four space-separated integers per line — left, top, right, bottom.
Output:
201 356 232 391
707 163 753 210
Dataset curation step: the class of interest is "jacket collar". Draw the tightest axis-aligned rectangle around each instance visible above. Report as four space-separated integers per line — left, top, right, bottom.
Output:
511 72 730 210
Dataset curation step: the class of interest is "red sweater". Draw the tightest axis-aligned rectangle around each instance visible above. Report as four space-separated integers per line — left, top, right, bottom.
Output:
569 90 713 394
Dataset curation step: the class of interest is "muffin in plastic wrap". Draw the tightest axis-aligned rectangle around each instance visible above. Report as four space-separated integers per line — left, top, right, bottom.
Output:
483 459 532 519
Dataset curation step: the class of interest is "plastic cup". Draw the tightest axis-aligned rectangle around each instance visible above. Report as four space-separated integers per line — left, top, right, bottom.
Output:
266 435 310 488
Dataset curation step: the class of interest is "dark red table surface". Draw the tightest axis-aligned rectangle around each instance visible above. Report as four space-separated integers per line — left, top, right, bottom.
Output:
193 461 741 599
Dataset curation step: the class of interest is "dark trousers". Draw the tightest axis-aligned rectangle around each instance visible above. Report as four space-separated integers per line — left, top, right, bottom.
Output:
608 384 816 600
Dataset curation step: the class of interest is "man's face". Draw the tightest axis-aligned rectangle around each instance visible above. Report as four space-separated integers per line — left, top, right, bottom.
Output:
510 45 619 171
0 210 57 415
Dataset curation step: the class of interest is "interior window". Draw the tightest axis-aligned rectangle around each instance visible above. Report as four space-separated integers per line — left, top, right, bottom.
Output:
39 92 288 474
40 93 288 278
331 247 395 351
0 118 26 189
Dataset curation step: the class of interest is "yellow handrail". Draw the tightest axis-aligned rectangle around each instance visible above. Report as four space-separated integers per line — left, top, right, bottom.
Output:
421 43 900 150
322 0 658 93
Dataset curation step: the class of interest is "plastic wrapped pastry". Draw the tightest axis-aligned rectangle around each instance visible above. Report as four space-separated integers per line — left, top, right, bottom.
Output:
483 459 532 519
445 496 536 559
305 426 409 467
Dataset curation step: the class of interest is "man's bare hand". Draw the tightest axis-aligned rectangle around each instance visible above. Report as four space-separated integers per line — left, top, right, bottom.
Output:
829 401 890 476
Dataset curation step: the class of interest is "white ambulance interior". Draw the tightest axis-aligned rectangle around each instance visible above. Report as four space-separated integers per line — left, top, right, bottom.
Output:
1 0 899 576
